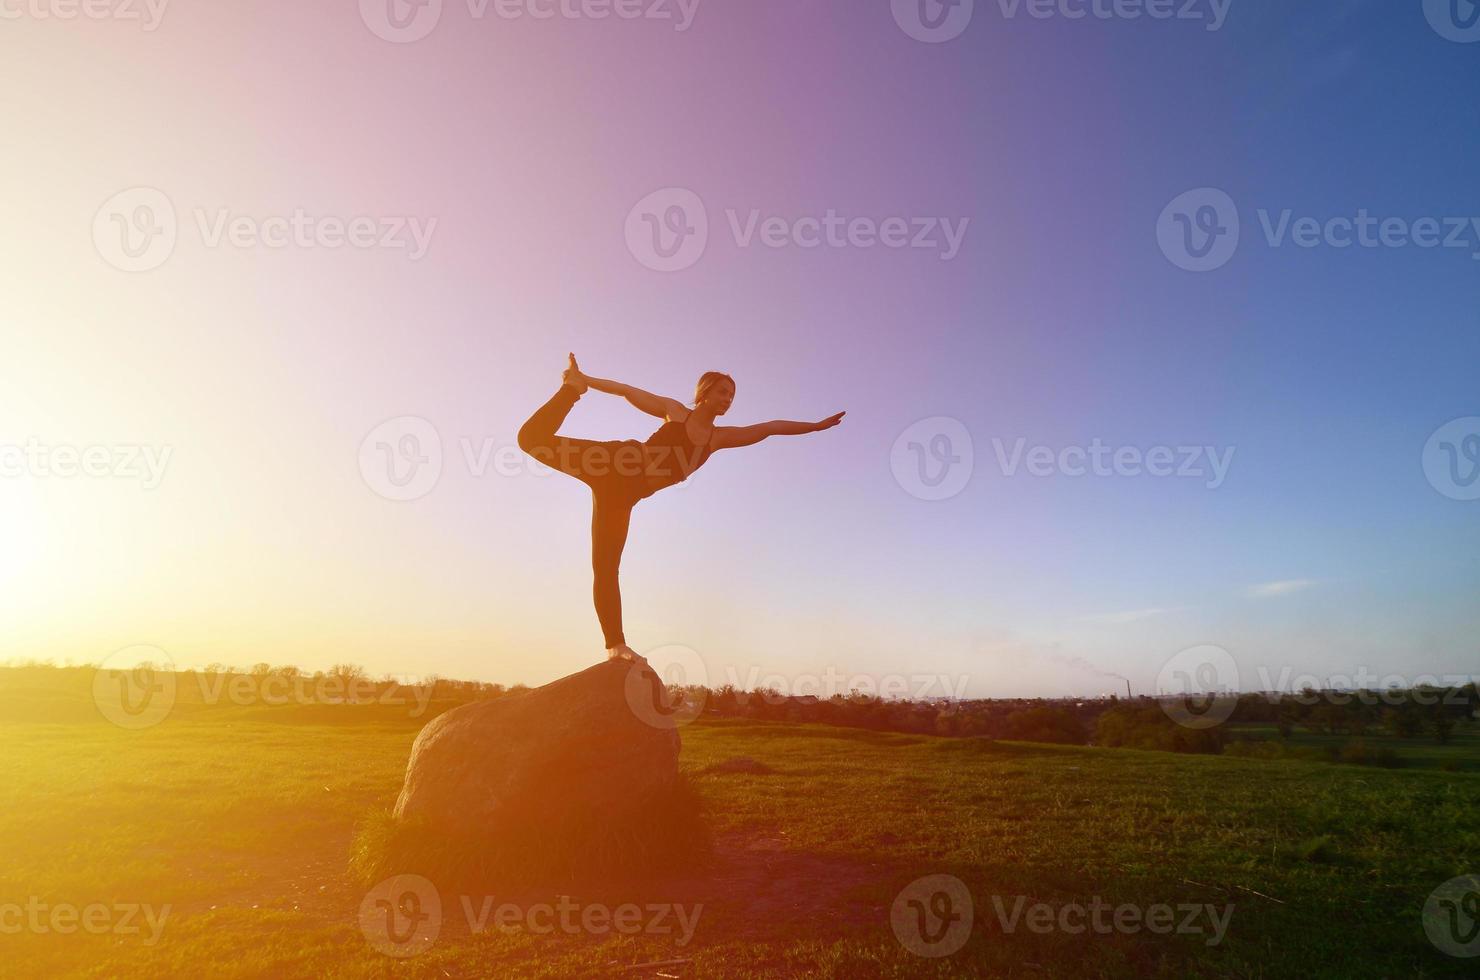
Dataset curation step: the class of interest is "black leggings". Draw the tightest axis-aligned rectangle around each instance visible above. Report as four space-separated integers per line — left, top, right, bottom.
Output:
517 385 651 648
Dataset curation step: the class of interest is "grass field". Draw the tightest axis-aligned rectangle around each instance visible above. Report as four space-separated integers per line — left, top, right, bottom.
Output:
4 674 1479 978
1224 723 1480 771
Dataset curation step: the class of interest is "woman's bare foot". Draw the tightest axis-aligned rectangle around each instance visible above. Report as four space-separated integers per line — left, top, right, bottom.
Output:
606 644 646 665
563 352 589 395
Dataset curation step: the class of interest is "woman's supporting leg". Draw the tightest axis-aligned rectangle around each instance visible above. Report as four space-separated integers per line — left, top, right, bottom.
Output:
517 385 602 484
591 489 634 649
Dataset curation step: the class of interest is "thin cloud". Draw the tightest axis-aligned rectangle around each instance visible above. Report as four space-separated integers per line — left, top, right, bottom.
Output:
1247 579 1317 598
1080 608 1174 625
970 635 1129 688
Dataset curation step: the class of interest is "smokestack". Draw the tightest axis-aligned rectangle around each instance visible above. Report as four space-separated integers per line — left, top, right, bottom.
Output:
1125 679 1132 699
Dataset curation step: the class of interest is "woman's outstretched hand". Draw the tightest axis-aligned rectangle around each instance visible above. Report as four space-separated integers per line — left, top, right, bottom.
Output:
563 352 589 394
812 411 846 432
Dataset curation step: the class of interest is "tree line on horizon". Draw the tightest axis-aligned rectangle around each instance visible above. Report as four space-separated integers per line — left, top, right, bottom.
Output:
695 682 1479 755
4 662 1476 767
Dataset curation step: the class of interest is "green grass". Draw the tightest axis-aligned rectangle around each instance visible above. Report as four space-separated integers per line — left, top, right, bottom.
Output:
1225 724 1480 771
3 686 1479 978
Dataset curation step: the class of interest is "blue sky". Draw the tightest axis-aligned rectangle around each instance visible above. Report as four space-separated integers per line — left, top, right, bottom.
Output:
3 0 1477 696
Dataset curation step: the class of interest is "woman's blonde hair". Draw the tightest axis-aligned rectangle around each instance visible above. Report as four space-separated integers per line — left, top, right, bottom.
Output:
693 371 735 407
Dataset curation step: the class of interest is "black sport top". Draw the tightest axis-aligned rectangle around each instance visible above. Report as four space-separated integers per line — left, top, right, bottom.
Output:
641 417 718 492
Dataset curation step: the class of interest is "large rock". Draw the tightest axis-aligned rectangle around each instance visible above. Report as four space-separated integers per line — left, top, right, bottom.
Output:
393 660 681 839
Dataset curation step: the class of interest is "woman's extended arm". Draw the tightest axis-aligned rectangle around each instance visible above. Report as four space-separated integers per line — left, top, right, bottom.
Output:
566 354 684 421
715 412 845 450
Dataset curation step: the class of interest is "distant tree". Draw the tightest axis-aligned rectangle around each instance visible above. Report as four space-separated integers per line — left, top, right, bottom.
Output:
1384 705 1423 739
1432 702 1456 745
1275 703 1295 739
1095 705 1223 755
710 685 741 716
1304 703 1345 735
1002 706 1087 745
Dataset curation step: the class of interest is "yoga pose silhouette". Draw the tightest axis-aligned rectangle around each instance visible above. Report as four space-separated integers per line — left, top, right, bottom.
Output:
518 354 845 664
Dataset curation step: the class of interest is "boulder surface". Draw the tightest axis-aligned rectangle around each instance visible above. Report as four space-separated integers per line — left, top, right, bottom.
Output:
393 660 681 838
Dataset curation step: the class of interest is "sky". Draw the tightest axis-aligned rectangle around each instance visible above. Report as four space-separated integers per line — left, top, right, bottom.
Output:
2 0 1477 698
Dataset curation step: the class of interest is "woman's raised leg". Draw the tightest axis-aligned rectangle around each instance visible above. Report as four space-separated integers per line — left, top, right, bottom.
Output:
517 385 603 484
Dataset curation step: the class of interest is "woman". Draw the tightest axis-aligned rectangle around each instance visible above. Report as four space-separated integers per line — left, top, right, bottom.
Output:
517 354 846 664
